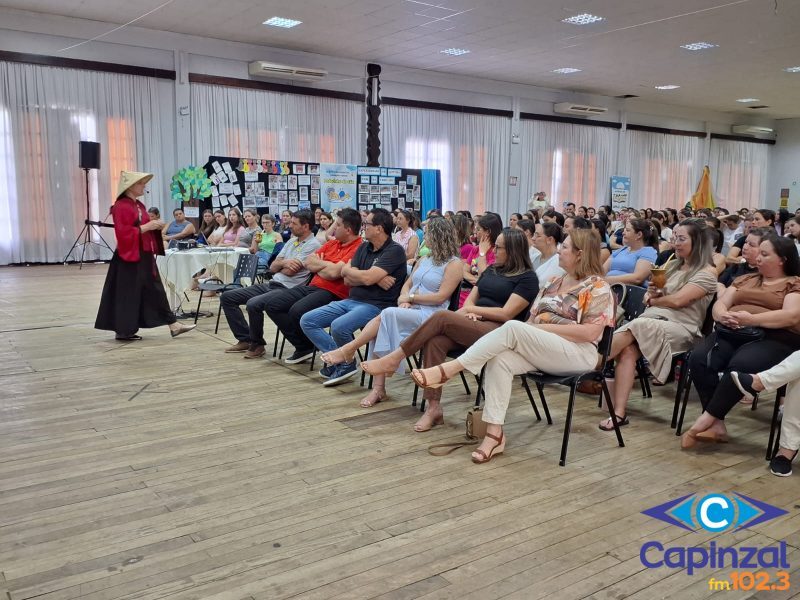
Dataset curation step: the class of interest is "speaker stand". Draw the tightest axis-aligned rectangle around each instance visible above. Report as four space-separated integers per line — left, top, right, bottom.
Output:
63 168 113 268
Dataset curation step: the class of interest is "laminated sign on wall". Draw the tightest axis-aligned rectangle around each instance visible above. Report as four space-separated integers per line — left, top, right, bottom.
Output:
611 176 631 211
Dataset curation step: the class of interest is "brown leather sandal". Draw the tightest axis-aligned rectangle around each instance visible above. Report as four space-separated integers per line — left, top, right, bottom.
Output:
471 431 505 464
410 365 451 389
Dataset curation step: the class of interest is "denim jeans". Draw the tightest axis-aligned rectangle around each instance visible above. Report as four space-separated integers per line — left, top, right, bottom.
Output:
299 299 382 353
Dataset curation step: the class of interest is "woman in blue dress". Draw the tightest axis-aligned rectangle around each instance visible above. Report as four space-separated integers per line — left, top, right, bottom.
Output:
321 217 463 408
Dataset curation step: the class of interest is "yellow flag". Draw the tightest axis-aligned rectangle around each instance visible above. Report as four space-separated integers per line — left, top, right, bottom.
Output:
691 166 716 210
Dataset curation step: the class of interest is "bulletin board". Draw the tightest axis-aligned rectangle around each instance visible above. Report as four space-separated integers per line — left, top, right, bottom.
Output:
203 156 321 217
202 156 441 217
356 166 423 213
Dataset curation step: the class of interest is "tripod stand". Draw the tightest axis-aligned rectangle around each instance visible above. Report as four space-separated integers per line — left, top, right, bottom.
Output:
63 167 113 268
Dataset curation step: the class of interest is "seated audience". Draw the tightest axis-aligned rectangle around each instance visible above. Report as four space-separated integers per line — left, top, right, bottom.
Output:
599 220 717 430
727 209 772 265
533 221 566 286
509 213 523 228
603 219 659 286
315 212 333 244
718 227 767 288
651 210 672 244
784 215 800 255
393 209 420 264
587 207 596 218
682 235 800 448
221 209 321 357
278 209 294 243
542 209 565 227
564 203 576 217
706 227 727 276
262 209 362 364
251 213 283 267
517 220 541 269
590 218 612 263
237 209 262 249
720 214 744 254
147 207 160 221
299 208 407 386
321 218 462 408
220 207 245 247
395 230 613 463
731 350 800 476
198 209 216 242
460 213 503 306
361 228 539 433
163 208 196 248
206 209 227 246
452 213 475 260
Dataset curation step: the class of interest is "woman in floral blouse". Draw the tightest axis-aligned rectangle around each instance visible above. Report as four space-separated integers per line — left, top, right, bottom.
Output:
411 228 615 463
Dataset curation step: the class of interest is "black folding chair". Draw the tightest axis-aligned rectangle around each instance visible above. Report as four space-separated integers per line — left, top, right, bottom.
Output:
195 253 259 334
766 385 787 460
525 326 624 466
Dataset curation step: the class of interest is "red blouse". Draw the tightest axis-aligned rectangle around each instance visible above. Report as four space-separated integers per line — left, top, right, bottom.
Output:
112 196 162 262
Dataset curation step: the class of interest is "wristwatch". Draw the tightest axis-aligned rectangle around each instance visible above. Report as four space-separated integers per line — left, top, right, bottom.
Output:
409 292 416 303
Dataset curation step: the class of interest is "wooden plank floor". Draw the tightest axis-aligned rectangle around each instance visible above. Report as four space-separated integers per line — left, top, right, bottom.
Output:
1 264 799 600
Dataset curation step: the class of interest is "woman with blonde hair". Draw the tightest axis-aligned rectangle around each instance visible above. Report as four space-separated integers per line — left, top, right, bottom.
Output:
599 220 717 430
322 217 463 408
405 229 614 462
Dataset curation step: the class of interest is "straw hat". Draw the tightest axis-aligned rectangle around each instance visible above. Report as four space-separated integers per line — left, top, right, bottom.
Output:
116 171 153 197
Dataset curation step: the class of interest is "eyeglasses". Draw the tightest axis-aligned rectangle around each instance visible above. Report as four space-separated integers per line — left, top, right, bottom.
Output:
495 244 506 250
673 236 690 243
364 221 376 227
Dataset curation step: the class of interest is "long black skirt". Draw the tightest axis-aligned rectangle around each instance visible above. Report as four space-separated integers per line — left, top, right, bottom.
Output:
95 251 176 337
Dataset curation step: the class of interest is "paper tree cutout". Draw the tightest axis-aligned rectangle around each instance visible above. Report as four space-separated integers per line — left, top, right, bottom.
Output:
170 166 213 203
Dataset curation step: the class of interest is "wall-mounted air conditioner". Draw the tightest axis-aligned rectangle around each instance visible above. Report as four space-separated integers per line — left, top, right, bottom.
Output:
554 102 608 116
248 61 327 81
731 125 775 136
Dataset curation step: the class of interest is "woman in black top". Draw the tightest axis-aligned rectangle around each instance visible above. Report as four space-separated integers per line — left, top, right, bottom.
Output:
362 228 539 432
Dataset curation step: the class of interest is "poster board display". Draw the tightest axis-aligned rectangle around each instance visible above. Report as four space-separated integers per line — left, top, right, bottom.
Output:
203 156 441 218
356 166 424 213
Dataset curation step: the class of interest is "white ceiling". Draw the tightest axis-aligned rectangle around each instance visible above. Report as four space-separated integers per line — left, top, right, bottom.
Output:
3 0 800 118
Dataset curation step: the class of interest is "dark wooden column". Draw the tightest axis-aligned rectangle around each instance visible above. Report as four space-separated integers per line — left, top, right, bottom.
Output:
365 63 382 167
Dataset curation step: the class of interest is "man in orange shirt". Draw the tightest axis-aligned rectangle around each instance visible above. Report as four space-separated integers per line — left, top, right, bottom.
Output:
261 208 363 363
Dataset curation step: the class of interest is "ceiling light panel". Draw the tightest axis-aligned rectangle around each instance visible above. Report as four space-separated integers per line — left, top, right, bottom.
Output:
784 66 800 73
441 48 470 56
680 42 718 51
654 85 680 90
736 98 760 103
562 13 604 25
552 68 581 74
263 17 302 28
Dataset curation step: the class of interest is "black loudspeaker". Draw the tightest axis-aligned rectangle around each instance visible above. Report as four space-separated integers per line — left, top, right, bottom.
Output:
79 141 100 170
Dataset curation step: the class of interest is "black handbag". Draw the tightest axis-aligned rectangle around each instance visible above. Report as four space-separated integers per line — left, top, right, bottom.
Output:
714 323 765 344
706 323 765 369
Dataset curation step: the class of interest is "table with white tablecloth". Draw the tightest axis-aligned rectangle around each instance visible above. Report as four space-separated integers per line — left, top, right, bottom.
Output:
156 247 249 309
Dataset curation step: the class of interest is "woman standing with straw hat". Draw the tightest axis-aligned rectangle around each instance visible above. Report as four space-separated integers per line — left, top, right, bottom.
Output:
95 171 195 341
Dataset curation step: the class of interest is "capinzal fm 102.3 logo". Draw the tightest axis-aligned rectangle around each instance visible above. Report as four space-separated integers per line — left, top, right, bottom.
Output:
640 493 789 575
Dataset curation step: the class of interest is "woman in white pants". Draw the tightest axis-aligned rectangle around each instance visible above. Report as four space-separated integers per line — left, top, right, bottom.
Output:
411 229 615 463
732 353 800 476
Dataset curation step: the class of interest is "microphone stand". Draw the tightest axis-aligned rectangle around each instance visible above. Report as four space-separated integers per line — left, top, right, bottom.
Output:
63 167 113 268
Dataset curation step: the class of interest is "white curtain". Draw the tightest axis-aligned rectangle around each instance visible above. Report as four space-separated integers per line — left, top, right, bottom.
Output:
0 61 175 264
381 105 511 216
191 83 363 166
518 120 618 212
709 138 770 210
619 130 703 210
